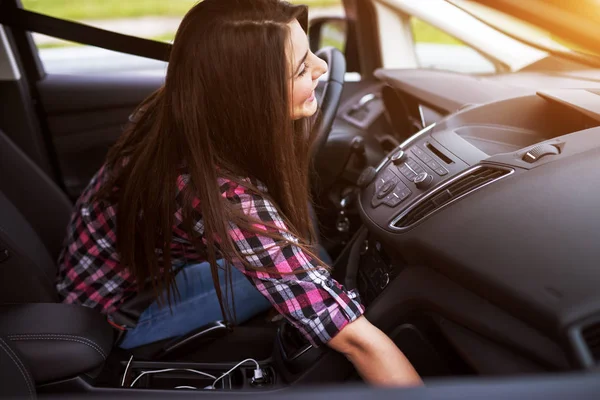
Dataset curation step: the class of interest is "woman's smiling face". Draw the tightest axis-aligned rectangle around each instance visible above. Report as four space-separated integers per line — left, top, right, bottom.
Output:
287 19 328 120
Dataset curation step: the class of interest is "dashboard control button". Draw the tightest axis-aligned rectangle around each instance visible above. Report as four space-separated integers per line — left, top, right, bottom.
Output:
406 158 425 173
427 159 442 170
376 180 396 199
400 187 412 199
412 146 432 163
382 169 397 181
434 167 448 176
384 192 403 206
390 149 406 164
383 193 402 207
398 165 417 181
374 177 384 192
380 169 396 183
522 143 560 162
374 169 396 192
413 172 433 189
383 184 411 207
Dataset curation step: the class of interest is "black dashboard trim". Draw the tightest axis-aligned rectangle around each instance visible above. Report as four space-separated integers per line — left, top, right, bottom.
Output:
364 266 570 371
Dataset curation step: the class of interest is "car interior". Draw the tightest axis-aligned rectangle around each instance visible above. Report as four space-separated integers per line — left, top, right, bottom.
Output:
2 0 600 398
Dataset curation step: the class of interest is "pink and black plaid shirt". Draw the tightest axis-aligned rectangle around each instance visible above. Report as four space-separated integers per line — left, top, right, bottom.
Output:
56 165 364 346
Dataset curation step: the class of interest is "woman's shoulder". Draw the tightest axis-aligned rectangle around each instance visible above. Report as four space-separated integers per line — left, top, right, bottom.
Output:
218 176 268 199
176 173 269 202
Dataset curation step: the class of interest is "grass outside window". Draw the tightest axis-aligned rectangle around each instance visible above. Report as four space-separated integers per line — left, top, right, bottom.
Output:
22 0 342 21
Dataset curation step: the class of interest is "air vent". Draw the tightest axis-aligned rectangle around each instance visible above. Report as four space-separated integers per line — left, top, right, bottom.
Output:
582 322 600 362
392 165 512 229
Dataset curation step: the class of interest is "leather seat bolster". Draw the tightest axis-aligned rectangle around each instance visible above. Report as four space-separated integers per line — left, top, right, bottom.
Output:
0 335 36 399
0 303 114 383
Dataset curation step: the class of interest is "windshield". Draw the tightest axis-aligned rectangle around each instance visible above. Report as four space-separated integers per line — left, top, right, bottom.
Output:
449 0 600 61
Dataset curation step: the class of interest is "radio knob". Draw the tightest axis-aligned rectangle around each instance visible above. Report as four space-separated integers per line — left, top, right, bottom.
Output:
390 149 407 164
413 172 433 189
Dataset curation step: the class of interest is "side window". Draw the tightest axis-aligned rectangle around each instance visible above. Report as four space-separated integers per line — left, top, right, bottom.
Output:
20 0 343 76
410 17 496 74
21 0 193 75
317 19 347 53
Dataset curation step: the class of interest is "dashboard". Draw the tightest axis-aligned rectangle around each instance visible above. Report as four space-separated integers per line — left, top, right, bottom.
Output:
344 69 600 375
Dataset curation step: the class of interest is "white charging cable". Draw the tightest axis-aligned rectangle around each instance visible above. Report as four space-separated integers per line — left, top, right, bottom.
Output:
129 368 217 388
121 355 134 387
208 358 264 390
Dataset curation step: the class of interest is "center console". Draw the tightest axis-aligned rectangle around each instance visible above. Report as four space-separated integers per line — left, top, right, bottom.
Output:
120 360 278 390
367 124 470 215
349 122 479 305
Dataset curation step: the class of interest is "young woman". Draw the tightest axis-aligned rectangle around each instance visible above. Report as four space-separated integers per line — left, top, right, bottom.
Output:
56 0 421 387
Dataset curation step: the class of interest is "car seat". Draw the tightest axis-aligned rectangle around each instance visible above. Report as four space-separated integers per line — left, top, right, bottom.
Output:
0 129 276 387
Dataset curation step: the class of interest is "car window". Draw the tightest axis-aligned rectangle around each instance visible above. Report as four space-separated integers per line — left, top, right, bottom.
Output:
21 0 343 75
410 17 496 74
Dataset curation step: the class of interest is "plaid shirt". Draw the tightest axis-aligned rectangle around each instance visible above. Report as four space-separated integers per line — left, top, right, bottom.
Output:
56 165 364 347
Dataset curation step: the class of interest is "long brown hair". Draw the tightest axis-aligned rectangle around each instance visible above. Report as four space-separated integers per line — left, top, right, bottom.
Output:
97 0 321 321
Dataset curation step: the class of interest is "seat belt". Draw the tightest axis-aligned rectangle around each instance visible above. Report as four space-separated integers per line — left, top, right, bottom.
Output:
0 5 171 61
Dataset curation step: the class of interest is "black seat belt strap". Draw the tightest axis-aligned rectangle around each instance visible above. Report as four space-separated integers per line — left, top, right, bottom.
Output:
0 5 172 61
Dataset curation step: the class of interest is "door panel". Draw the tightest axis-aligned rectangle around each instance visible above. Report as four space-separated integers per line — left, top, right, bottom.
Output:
37 74 163 197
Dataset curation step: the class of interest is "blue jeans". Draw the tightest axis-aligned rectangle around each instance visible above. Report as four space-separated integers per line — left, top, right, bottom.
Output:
119 261 271 349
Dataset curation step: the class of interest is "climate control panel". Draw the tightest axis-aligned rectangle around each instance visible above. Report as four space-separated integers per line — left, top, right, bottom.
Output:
363 138 469 217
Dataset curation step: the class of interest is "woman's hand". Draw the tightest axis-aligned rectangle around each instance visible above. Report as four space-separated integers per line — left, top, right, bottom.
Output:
327 316 423 387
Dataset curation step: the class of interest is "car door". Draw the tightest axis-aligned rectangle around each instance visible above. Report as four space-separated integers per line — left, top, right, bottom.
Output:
1 0 369 200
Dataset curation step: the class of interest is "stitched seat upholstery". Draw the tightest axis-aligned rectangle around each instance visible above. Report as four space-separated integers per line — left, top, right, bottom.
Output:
0 130 113 384
0 335 36 399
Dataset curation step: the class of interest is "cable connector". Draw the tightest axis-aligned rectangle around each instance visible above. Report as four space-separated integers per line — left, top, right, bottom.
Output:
250 367 267 385
211 358 262 389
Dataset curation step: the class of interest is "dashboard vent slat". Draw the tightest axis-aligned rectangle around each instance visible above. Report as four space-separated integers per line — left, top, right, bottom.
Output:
582 322 600 362
392 165 512 229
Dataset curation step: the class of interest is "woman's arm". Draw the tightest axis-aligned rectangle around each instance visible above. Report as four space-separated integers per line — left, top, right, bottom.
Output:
328 316 422 387
216 179 421 386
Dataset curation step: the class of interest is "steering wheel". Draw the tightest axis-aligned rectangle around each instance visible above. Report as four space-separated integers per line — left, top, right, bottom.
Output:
311 47 346 157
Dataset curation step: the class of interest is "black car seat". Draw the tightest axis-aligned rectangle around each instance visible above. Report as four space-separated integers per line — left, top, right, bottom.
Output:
0 129 71 304
0 335 37 399
0 129 114 385
0 129 276 374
